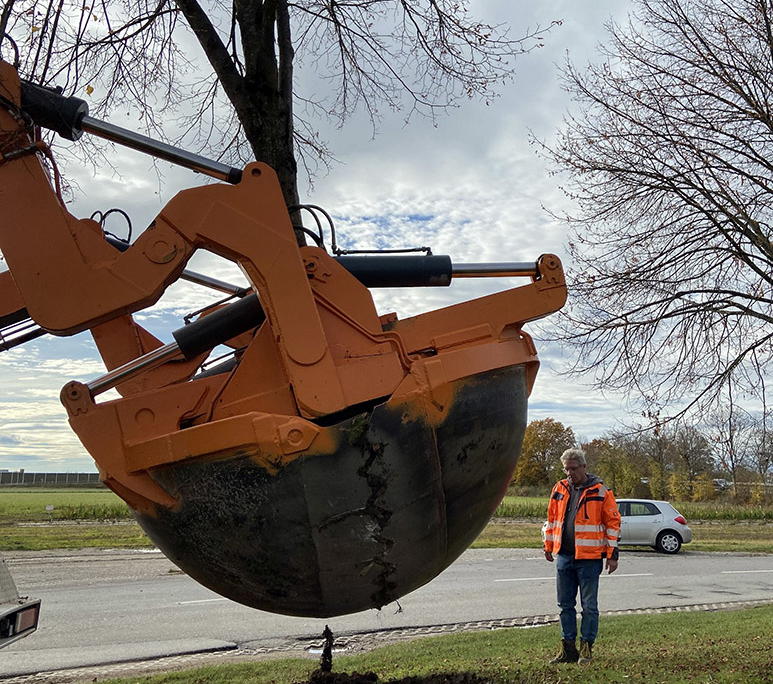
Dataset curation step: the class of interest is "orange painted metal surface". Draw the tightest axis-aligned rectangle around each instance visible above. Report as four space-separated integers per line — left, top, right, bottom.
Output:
0 58 567 616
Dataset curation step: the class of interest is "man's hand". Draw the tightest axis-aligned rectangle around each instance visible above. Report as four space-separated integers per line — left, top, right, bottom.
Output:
606 558 618 574
544 551 554 562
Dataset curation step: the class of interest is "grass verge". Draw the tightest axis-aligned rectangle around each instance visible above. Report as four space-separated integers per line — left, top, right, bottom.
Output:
474 519 773 553
0 522 152 550
0 488 133 522
3 518 773 554
2 490 772 553
98 605 773 684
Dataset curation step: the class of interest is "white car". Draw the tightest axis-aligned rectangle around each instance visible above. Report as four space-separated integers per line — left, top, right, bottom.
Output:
616 499 692 554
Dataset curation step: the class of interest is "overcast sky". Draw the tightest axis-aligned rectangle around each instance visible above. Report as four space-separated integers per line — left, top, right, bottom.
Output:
0 0 634 472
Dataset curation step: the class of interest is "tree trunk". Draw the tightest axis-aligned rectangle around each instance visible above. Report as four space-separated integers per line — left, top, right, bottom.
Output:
175 0 303 240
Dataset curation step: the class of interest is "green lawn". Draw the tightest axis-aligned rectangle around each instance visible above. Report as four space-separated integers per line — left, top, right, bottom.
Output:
0 523 152 550
0 487 133 522
98 605 773 684
474 519 773 553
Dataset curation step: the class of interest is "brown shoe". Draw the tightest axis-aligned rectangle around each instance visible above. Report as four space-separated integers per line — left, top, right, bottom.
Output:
549 639 579 664
578 640 593 664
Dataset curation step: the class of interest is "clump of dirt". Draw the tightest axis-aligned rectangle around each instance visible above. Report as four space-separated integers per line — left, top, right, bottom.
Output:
304 671 379 684
388 675 492 684
303 672 491 684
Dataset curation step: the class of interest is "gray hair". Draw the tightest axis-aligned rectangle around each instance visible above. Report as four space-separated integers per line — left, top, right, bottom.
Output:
560 448 586 466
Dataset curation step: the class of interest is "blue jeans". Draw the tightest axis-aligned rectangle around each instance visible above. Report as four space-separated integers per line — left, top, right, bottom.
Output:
555 553 603 643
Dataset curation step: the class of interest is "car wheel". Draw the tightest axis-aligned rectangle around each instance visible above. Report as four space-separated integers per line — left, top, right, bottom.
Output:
656 530 682 554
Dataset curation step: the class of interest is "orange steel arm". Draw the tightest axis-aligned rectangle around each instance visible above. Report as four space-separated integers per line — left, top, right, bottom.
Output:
0 60 192 334
0 58 344 416
0 270 26 323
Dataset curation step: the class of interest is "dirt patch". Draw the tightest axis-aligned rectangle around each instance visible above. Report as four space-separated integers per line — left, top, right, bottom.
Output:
302 672 492 684
299 629 492 684
302 625 491 684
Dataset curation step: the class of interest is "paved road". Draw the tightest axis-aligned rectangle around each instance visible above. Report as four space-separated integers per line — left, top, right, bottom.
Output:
2 547 772 678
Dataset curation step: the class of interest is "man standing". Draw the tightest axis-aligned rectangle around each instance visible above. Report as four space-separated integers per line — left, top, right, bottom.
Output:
543 448 620 665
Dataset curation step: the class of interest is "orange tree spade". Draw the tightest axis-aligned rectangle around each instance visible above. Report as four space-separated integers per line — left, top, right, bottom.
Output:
0 0 556 239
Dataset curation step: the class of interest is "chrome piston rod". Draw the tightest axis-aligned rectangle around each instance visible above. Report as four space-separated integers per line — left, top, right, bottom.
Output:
452 262 538 277
87 340 182 396
80 116 242 184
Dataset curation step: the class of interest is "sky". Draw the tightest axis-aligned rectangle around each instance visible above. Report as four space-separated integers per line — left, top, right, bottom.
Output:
0 0 635 472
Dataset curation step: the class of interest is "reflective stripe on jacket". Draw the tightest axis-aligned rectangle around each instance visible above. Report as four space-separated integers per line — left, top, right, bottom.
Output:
543 479 621 560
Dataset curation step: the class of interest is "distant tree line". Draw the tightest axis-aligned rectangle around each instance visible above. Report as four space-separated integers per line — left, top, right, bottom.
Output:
513 417 773 503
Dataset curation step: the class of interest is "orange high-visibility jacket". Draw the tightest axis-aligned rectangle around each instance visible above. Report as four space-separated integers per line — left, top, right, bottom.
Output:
544 478 621 560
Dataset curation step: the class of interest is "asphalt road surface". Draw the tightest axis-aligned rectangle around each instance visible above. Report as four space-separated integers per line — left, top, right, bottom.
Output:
2 547 772 677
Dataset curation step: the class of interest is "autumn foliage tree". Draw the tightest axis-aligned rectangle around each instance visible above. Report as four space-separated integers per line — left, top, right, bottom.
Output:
512 418 575 487
583 438 640 497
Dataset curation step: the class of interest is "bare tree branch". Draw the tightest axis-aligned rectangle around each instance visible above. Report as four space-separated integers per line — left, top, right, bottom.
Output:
537 0 773 420
3 0 553 236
